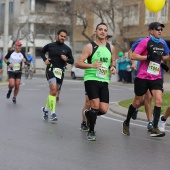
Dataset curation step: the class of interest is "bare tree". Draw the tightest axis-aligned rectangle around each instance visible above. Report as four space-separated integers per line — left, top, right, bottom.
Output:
72 0 142 52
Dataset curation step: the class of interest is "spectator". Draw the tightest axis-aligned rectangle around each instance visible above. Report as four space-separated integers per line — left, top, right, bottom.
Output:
116 52 124 82
117 52 131 83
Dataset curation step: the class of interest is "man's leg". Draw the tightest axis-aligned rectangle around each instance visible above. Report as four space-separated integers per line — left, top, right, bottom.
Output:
81 94 90 131
158 106 170 132
48 82 57 121
150 89 165 137
56 74 64 103
11 78 21 104
6 78 15 99
6 72 15 99
144 90 153 131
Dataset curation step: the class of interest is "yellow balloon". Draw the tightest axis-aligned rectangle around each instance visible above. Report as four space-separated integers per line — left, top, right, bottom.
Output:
144 0 165 12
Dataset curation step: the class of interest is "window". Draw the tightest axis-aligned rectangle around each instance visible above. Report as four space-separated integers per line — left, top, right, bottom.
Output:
35 0 46 12
35 24 55 36
123 4 139 26
9 1 13 16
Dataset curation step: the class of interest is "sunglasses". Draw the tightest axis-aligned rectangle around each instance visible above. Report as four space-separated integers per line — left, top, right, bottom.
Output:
154 27 163 31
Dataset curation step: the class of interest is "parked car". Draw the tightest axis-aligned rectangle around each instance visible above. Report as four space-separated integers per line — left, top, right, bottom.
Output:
71 65 84 79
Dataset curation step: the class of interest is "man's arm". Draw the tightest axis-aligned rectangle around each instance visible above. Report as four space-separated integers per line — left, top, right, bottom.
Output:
66 48 74 65
110 44 116 74
162 54 170 61
75 43 101 69
4 51 13 68
40 44 49 62
132 52 147 60
128 49 137 70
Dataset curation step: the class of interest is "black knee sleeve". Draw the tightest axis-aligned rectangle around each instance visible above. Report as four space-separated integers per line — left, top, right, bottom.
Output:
98 111 106 116
125 104 136 125
89 108 98 131
153 106 161 129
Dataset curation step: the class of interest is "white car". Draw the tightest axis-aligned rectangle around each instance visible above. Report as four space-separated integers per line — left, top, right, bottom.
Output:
71 66 84 79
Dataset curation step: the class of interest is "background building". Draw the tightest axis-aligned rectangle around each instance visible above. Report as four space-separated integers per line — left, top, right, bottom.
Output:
0 0 170 71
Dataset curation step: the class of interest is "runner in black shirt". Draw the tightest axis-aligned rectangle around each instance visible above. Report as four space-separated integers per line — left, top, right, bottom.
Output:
40 29 74 121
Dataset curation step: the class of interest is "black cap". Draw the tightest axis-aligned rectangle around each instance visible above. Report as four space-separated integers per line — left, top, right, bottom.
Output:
106 35 112 39
149 22 165 30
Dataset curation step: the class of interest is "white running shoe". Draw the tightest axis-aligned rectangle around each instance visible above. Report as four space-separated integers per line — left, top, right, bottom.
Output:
158 116 166 132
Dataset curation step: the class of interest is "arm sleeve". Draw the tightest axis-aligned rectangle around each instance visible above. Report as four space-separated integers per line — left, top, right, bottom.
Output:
40 44 49 62
131 38 144 51
66 48 74 64
161 40 170 55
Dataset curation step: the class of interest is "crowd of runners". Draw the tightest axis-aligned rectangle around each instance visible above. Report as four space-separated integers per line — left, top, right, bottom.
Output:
3 22 170 141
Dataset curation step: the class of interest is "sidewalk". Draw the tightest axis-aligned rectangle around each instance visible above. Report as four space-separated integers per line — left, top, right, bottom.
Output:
109 81 170 126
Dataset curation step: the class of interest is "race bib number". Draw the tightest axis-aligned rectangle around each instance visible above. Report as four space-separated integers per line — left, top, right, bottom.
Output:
53 68 62 79
147 61 160 76
13 63 20 71
96 65 108 78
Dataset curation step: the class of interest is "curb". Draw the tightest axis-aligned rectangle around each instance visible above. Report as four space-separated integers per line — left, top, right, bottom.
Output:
109 103 170 126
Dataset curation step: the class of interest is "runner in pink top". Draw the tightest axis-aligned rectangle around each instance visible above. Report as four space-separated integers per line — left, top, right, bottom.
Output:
134 37 162 80
122 22 169 137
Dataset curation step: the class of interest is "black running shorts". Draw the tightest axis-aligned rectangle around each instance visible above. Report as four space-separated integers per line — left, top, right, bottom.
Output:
84 80 109 103
8 71 22 79
134 77 163 96
46 70 64 88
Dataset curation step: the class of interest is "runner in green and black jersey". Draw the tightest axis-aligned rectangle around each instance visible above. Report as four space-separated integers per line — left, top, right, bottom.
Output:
76 23 116 141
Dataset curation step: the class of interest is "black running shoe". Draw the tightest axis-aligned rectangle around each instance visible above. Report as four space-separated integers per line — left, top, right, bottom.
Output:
150 128 165 137
87 131 96 141
80 122 89 132
6 90 12 99
50 113 58 121
12 97 16 104
56 97 59 103
122 121 130 135
41 107 48 120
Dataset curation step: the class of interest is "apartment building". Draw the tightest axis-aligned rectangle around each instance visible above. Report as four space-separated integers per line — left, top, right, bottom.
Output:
0 0 170 69
0 0 74 70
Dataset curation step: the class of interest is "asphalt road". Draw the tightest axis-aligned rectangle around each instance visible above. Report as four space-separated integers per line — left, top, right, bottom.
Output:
0 77 170 170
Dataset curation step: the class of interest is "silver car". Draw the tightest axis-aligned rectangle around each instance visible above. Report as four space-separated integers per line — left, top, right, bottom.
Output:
71 66 84 79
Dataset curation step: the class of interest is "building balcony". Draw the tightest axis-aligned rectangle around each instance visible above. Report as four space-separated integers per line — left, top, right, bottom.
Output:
19 15 71 25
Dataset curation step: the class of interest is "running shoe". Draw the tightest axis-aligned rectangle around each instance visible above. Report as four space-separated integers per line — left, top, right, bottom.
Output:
56 97 59 103
41 107 48 120
147 121 153 132
150 128 165 137
87 131 96 141
131 109 138 120
6 90 12 99
122 121 130 135
50 113 58 121
12 97 16 104
158 116 166 132
84 110 90 127
80 122 89 132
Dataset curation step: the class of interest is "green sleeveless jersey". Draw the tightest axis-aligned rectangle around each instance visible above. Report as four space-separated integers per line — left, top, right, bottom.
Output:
84 44 112 83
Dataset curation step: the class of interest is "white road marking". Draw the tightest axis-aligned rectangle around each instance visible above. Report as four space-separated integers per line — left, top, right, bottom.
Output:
101 115 170 133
